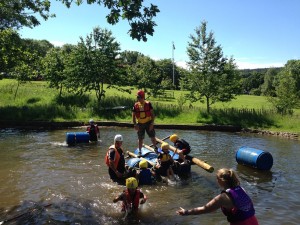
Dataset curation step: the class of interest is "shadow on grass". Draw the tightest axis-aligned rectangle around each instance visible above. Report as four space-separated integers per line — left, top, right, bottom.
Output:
197 108 276 128
27 97 41 104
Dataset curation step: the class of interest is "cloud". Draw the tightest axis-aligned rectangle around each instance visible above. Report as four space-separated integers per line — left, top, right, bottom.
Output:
176 60 284 70
50 41 66 47
236 61 284 69
176 61 188 69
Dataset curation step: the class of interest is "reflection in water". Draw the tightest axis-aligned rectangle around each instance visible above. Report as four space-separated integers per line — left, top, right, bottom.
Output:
237 164 275 192
0 128 299 225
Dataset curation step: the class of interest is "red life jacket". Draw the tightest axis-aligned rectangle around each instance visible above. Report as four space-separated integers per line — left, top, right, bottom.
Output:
123 189 141 211
105 145 122 167
133 101 152 123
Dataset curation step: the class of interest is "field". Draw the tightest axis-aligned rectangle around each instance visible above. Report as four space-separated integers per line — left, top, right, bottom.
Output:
0 79 299 134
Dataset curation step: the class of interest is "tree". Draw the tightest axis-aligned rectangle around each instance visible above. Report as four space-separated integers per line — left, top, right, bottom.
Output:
64 27 120 102
261 67 279 97
1 0 159 41
269 72 299 114
186 21 240 113
0 0 53 30
268 60 300 114
42 46 72 97
0 29 23 73
127 55 161 96
284 60 300 97
156 59 178 89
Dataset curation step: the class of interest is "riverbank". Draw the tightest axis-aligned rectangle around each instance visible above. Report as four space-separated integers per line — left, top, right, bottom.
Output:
0 120 298 140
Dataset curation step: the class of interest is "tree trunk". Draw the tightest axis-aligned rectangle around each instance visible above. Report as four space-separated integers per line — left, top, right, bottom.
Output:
206 96 210 114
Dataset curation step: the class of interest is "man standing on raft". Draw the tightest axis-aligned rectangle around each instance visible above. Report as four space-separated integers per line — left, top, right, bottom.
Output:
132 90 158 157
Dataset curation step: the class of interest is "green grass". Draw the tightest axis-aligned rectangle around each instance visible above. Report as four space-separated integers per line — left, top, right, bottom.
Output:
0 79 299 134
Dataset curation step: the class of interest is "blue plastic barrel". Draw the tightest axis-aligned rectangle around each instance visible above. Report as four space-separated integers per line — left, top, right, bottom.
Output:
236 146 273 170
66 132 90 145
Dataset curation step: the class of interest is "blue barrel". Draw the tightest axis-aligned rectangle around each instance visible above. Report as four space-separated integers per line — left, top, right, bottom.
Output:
236 146 273 170
66 132 90 145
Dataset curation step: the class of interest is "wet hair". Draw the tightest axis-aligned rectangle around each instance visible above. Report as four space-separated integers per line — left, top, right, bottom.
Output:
217 168 240 188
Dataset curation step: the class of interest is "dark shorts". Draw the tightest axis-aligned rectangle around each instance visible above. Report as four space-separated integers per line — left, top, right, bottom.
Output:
137 121 155 140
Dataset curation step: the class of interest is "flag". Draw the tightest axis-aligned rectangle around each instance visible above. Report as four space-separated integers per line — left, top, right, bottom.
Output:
173 42 175 50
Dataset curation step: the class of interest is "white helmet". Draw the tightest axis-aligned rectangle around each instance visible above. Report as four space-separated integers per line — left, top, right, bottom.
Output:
89 119 94 123
114 134 123 143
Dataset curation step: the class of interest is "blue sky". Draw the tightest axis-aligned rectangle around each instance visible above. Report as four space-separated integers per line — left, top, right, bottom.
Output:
20 0 300 69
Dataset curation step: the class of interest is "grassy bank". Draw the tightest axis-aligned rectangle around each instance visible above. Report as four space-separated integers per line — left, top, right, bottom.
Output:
0 79 299 134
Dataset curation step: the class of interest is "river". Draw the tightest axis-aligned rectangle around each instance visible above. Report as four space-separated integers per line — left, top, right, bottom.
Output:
0 127 299 225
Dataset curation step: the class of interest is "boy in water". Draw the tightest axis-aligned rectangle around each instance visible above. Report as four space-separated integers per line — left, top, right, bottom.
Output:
113 177 147 214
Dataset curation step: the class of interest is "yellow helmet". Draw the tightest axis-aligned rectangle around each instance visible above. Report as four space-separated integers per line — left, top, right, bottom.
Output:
139 160 148 169
170 134 178 143
161 142 169 150
126 177 138 189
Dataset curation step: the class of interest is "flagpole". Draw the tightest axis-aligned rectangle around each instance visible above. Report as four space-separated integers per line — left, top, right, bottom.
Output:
172 41 175 86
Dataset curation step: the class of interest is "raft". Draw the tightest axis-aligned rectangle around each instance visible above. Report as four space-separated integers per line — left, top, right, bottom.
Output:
126 146 191 178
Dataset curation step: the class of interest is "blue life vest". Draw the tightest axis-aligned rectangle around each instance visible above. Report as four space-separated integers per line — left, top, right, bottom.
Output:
138 169 152 185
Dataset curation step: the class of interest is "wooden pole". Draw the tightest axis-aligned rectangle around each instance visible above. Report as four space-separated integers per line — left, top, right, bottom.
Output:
149 135 170 147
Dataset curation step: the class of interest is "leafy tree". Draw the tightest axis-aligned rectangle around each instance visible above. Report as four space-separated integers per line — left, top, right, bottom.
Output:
261 67 280 97
156 59 178 89
0 28 43 98
284 60 300 97
0 0 53 30
268 60 300 114
0 29 23 73
1 0 159 41
23 39 53 57
42 46 72 97
269 72 299 114
120 50 144 65
127 55 161 96
186 21 240 113
64 27 120 102
240 71 264 95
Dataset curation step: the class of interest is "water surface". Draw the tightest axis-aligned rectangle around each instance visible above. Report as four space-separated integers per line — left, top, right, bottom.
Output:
0 127 299 225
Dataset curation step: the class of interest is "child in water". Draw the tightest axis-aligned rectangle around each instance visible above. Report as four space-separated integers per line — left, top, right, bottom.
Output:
113 177 147 214
156 142 175 181
136 159 156 185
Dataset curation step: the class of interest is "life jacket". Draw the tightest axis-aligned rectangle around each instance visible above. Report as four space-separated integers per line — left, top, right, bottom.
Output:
138 169 152 185
122 189 141 211
105 145 122 168
87 124 98 141
175 139 190 151
159 151 171 162
221 186 255 223
133 101 152 123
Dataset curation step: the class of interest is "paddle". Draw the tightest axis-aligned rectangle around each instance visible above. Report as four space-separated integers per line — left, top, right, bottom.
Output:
0 203 52 224
126 151 156 167
149 135 170 147
155 137 214 173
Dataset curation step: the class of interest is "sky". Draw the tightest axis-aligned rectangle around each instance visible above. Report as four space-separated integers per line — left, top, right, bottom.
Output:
20 0 300 69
